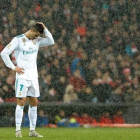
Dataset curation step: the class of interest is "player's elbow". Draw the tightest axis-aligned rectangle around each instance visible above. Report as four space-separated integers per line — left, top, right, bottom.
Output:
50 39 55 46
0 51 5 58
0 51 8 60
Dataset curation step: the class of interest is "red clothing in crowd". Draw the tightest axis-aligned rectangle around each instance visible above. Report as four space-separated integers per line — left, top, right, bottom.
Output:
73 116 83 124
69 76 86 92
0 43 4 52
67 50 82 58
35 3 41 12
77 26 87 36
99 116 113 124
78 116 92 124
92 119 98 124
70 112 97 125
113 115 125 124
74 116 94 125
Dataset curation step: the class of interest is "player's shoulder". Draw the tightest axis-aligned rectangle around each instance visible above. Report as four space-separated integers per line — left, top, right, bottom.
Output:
37 37 43 42
15 34 24 38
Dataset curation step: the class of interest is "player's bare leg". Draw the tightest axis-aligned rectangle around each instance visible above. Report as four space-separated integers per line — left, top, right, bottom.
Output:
28 97 43 137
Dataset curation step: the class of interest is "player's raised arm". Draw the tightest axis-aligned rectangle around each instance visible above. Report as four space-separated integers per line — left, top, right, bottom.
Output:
1 37 19 70
37 22 55 47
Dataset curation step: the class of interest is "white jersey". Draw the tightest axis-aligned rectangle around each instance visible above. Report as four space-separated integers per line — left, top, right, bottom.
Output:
1 28 54 80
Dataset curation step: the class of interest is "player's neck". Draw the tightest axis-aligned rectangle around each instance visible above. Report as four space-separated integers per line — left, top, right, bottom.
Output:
24 31 31 40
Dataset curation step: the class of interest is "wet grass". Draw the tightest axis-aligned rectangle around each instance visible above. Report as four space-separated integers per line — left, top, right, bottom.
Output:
0 127 140 140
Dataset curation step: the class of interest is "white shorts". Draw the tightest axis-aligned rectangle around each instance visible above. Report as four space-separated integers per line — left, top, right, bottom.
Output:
15 78 40 98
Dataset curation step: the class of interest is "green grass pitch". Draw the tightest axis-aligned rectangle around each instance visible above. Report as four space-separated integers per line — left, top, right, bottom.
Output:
0 127 140 140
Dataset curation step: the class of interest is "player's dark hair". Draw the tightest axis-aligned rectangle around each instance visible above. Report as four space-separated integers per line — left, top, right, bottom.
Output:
32 23 44 34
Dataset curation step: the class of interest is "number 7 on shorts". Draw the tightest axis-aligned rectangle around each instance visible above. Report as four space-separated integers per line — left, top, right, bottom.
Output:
20 84 24 91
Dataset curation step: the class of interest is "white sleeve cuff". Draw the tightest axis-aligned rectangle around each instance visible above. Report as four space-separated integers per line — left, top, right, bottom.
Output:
11 65 16 70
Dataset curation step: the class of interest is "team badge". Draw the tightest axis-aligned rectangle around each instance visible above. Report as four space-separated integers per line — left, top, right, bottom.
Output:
22 38 26 46
32 40 36 45
22 38 26 43
19 92 22 96
7 44 11 49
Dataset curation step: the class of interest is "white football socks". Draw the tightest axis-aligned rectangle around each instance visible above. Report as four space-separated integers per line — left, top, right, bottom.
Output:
28 105 37 131
15 105 24 131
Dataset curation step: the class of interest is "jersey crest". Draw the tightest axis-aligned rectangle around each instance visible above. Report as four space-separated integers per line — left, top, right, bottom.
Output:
22 38 26 43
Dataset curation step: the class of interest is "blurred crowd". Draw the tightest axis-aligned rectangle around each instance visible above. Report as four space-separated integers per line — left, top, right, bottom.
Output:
0 108 125 127
0 0 140 104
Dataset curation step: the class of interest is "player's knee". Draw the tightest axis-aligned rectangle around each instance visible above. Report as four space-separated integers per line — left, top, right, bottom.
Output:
29 97 38 106
17 98 26 106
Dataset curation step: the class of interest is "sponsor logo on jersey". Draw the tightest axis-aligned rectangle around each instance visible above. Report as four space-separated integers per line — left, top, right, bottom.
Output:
23 49 37 55
29 47 33 50
7 44 11 49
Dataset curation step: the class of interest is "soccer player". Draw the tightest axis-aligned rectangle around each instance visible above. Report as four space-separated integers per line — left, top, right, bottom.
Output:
1 22 54 137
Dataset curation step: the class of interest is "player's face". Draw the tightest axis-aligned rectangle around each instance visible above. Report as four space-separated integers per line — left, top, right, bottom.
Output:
30 30 41 40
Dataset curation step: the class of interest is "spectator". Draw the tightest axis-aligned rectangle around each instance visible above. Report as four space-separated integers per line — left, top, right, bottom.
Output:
124 87 134 103
109 86 124 103
78 86 93 102
67 44 79 60
68 112 80 127
55 76 67 102
99 111 113 124
71 57 85 79
91 79 101 103
77 22 87 37
22 110 29 127
69 70 86 93
133 77 140 102
39 74 53 102
64 62 71 77
0 37 4 52
113 110 125 124
48 58 66 86
2 109 14 126
45 88 58 102
91 72 112 103
69 112 80 123
37 110 49 127
55 110 68 127
63 84 78 103
1 75 15 101
77 113 93 126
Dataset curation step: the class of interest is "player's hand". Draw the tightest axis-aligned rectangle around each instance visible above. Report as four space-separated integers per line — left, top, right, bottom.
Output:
36 22 46 29
14 67 24 75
